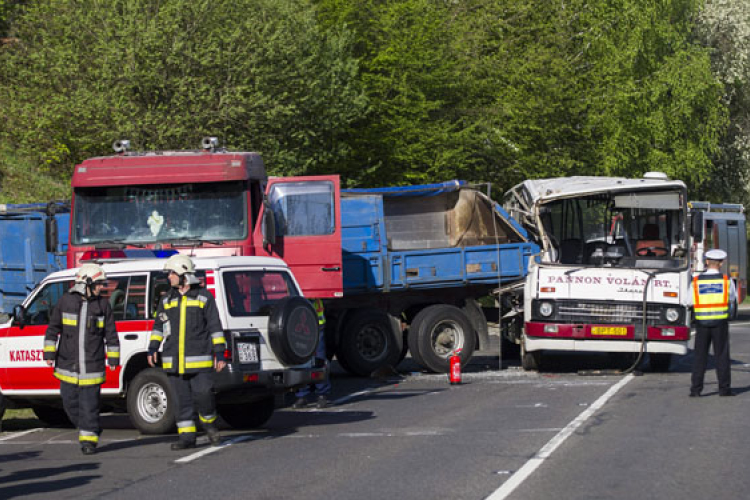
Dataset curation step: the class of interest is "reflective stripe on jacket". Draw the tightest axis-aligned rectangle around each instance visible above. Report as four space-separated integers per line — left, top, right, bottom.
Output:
693 274 730 324
43 291 120 385
149 287 225 374
313 298 325 326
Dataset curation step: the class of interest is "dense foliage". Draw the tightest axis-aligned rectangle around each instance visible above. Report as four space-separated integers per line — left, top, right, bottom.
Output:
0 0 746 202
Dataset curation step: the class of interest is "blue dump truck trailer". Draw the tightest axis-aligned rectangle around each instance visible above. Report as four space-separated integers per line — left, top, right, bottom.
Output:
326 181 539 375
0 203 69 319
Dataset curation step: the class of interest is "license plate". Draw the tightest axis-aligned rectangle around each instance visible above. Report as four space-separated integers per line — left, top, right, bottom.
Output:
591 326 628 336
237 342 259 363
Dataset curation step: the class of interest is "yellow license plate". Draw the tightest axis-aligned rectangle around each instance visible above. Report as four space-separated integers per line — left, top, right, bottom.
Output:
591 326 628 336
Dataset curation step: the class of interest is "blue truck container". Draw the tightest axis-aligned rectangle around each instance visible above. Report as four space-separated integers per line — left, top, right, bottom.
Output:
326 181 539 375
0 203 69 318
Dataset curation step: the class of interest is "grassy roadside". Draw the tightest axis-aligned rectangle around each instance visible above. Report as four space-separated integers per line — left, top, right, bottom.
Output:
0 145 70 203
1 409 42 431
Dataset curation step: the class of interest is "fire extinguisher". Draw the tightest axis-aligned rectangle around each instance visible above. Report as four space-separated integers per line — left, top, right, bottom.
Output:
449 348 463 385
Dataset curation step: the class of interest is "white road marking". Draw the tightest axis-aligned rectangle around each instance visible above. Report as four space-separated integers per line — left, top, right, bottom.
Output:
485 373 634 500
0 428 42 441
175 434 257 464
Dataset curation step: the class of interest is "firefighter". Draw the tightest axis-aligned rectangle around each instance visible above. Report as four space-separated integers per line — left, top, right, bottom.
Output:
689 249 736 397
292 298 331 409
44 263 119 455
147 254 226 450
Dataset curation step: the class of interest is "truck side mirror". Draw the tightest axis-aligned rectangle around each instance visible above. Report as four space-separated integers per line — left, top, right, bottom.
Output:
262 203 276 247
45 217 59 253
691 211 704 243
12 304 26 327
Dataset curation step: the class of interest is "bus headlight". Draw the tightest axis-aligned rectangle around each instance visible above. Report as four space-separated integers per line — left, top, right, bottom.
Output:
665 308 679 323
539 301 554 317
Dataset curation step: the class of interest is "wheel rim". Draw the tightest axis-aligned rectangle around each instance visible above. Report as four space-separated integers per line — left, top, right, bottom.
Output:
429 320 464 358
355 324 388 362
137 382 168 424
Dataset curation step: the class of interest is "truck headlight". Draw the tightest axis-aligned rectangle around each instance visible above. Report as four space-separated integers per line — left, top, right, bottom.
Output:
539 301 554 317
665 308 679 323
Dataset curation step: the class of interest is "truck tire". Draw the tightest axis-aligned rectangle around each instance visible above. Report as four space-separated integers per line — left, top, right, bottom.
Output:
218 396 275 429
127 368 176 434
648 353 672 372
409 305 475 373
268 297 319 366
32 405 73 427
339 309 403 377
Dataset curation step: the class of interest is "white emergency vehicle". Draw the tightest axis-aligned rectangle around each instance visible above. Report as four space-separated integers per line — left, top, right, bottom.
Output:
0 252 326 433
504 173 695 371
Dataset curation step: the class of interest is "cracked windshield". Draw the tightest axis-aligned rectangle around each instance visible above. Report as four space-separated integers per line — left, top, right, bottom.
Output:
540 191 687 268
72 181 247 245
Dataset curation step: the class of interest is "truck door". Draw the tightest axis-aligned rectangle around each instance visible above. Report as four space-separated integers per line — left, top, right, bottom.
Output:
254 176 343 298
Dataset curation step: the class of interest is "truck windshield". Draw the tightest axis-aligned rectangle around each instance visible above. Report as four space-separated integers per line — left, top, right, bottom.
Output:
539 190 687 268
72 181 248 245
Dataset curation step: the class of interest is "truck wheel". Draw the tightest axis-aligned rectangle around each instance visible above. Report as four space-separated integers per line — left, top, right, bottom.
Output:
521 340 541 371
268 297 319 366
339 309 403 377
218 396 275 429
126 368 176 434
32 405 73 427
410 305 475 373
648 353 672 372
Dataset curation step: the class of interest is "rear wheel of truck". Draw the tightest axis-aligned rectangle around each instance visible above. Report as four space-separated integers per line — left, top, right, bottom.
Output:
409 305 475 373
339 309 403 377
648 353 672 372
218 396 275 429
32 405 73 427
127 368 176 434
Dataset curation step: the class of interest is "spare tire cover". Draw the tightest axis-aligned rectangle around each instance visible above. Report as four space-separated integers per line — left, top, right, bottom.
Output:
267 297 319 366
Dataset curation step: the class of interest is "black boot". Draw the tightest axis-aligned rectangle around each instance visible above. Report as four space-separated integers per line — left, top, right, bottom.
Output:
171 439 196 451
206 426 222 446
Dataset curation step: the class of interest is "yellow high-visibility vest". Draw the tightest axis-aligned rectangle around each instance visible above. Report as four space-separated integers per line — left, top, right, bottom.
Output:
693 274 729 323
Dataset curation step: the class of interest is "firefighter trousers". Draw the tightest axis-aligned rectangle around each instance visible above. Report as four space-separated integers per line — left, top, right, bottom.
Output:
168 372 217 443
60 381 101 446
691 321 731 394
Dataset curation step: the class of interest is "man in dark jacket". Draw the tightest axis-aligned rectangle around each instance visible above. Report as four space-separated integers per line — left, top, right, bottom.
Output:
147 254 226 450
44 263 119 455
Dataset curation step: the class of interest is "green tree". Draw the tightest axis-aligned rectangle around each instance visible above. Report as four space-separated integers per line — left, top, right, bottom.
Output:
0 0 366 178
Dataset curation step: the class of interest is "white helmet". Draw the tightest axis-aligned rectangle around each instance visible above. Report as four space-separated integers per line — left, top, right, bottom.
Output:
164 254 195 275
164 254 200 285
75 263 107 284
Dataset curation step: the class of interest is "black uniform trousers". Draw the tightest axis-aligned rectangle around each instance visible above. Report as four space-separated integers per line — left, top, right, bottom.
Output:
60 381 101 442
691 321 731 394
169 372 217 443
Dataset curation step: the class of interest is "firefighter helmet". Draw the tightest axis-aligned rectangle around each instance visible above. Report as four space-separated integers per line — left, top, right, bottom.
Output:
75 263 107 284
164 254 196 276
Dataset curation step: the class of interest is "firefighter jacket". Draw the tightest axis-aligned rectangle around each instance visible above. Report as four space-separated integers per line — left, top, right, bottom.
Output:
148 286 226 374
693 273 731 326
43 291 120 386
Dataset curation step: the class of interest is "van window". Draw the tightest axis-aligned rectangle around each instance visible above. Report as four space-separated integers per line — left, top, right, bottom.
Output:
100 275 148 320
223 270 299 316
25 281 73 326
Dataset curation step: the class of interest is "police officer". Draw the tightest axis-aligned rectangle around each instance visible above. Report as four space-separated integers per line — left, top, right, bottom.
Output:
689 249 736 397
147 254 226 450
44 263 119 455
292 298 331 409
